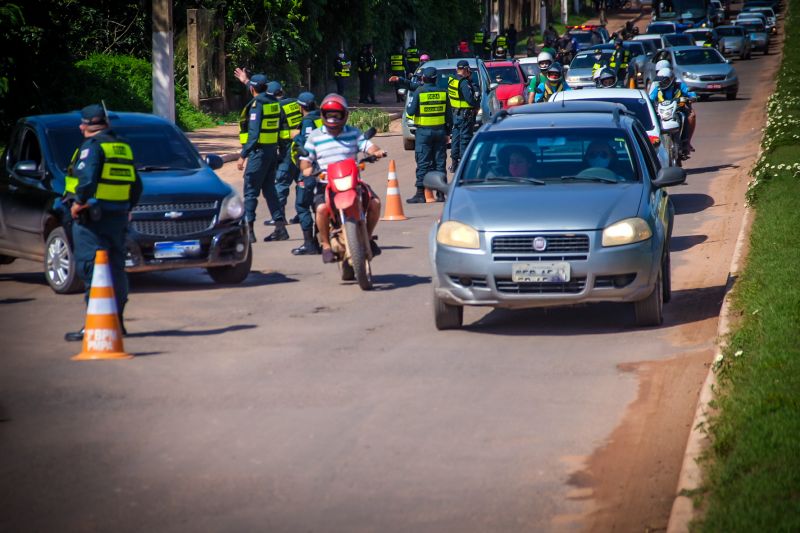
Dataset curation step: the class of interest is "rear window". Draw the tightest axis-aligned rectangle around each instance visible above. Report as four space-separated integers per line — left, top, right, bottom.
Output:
737 21 766 31
674 48 725 65
577 98 654 131
664 34 694 46
519 63 539 78
647 24 675 34
717 27 744 36
487 65 522 84
570 32 594 43
461 128 639 184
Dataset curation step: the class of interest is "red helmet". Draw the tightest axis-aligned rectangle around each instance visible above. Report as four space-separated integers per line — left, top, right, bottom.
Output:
320 93 349 130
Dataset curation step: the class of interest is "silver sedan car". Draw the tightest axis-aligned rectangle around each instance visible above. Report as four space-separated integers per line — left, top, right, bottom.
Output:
424 102 686 329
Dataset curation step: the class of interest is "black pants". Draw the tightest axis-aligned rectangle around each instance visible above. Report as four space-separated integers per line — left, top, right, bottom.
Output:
415 127 447 188
359 73 370 102
335 76 347 96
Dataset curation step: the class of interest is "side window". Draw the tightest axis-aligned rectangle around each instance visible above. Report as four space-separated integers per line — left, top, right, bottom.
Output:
632 123 659 179
19 129 43 171
5 126 23 169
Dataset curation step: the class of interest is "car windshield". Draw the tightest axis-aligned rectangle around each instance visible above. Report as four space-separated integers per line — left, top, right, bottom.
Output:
519 63 539 78
626 43 645 56
737 21 766 31
638 37 663 50
487 65 522 84
461 128 638 184
647 24 675 34
47 123 201 173
570 32 594 43
717 27 744 36
664 34 694 45
674 48 725 65
571 50 613 69
432 68 458 89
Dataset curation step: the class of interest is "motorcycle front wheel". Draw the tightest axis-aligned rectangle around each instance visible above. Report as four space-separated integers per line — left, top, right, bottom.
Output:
344 219 372 290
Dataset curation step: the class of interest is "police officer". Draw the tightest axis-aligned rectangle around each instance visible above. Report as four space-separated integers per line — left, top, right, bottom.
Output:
334 51 352 95
473 29 487 59
388 45 407 102
406 66 451 204
609 38 632 86
448 59 480 174
507 24 518 57
237 74 288 243
493 30 508 59
64 104 142 341
291 92 324 256
358 43 378 104
405 40 420 77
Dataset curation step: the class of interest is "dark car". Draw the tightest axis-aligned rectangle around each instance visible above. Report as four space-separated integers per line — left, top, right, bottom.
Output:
0 111 251 294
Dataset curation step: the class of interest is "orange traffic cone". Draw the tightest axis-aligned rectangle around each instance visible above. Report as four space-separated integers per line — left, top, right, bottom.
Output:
380 160 408 221
424 188 436 203
72 249 131 361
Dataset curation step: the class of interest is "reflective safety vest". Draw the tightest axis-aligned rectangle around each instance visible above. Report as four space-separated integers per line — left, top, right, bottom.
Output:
541 81 564 100
239 100 282 145
290 118 324 165
473 32 484 45
495 35 508 48
64 141 136 203
335 59 351 78
413 90 447 127
406 47 420 66
390 54 405 72
280 98 303 141
447 76 474 109
657 86 682 102
609 48 631 70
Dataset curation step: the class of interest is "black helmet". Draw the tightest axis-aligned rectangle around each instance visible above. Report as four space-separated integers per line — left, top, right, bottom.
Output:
615 36 624 47
546 61 563 82
596 67 617 88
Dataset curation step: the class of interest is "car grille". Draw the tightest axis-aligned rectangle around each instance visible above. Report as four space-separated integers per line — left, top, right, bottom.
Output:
699 74 726 81
492 234 590 254
131 218 215 237
495 277 587 294
132 201 217 213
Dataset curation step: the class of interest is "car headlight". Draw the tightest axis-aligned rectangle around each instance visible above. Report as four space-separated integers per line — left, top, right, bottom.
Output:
219 192 244 221
436 220 480 249
507 95 525 106
567 75 579 83
602 217 652 247
682 71 699 80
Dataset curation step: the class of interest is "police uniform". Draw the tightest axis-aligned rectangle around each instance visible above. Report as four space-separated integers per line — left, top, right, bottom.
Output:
388 48 407 102
334 52 351 95
609 45 632 85
405 42 420 77
406 67 451 203
239 75 288 242
291 97 324 256
473 31 486 59
448 60 480 172
269 81 304 240
494 33 508 58
357 45 378 104
64 104 142 341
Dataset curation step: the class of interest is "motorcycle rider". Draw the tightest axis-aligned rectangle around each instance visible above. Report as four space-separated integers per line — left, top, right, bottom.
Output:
533 62 571 102
649 67 697 155
526 51 554 104
299 94 386 264
291 92 324 256
594 67 618 88
494 45 508 60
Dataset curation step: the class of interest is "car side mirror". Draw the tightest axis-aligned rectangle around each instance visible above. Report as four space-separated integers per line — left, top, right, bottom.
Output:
13 160 43 179
489 82 499 91
204 154 224 170
652 167 686 188
423 171 449 194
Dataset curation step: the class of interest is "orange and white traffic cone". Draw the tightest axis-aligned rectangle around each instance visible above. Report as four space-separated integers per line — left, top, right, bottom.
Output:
72 249 131 361
424 188 436 203
380 159 408 221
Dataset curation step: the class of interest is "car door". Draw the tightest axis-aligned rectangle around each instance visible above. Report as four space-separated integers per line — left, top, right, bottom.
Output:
1 124 53 256
632 122 670 244
477 61 501 121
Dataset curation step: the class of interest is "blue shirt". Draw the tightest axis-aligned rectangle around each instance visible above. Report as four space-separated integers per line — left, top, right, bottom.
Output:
72 130 142 211
534 80 571 102
648 82 697 102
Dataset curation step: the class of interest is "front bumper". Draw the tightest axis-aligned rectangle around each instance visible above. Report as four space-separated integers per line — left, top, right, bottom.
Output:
432 230 660 310
124 221 249 272
684 78 738 94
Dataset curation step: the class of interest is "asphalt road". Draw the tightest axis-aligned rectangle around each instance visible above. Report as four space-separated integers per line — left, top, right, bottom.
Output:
0 40 778 532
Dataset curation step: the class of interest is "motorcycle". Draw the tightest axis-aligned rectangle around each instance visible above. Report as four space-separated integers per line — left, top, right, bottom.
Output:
657 98 693 167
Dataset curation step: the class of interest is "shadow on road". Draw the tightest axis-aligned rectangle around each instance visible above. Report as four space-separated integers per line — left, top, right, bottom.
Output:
686 163 738 175
0 272 48 287
670 234 708 252
671 193 715 215
126 324 257 338
131 270 298 293
465 285 725 335
372 273 431 291
0 297 36 305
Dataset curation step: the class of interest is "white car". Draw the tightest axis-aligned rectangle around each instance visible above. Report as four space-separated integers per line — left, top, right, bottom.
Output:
549 88 673 167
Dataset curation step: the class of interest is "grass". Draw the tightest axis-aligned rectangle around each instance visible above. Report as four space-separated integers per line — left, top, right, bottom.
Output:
695 1 800 529
348 109 392 133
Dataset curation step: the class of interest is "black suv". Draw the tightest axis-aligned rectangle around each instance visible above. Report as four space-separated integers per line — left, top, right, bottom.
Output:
0 111 251 293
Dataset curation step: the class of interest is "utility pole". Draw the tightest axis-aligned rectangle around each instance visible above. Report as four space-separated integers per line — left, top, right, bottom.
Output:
540 0 547 36
562 0 569 24
152 0 175 122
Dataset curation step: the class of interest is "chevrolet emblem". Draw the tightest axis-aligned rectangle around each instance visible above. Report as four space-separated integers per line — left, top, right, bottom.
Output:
164 211 183 219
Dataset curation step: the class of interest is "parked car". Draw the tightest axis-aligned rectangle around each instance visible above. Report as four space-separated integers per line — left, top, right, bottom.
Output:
0 112 251 293
549 88 674 167
401 58 500 151
653 46 739 100
424 101 685 329
485 60 528 108
716 25 752 59
566 48 614 89
735 19 770 54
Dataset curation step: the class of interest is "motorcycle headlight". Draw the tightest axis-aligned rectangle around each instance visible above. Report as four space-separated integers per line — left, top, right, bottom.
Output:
682 71 699 80
436 221 480 249
507 95 525 106
219 193 244 222
602 217 652 247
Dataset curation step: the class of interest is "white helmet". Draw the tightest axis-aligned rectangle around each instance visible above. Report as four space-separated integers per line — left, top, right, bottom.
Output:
656 67 675 88
537 51 554 68
655 59 671 71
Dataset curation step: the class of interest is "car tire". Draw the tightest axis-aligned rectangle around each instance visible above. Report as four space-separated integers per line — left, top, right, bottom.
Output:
434 291 463 330
207 245 252 284
663 250 672 303
727 92 737 100
634 269 664 327
403 137 415 151
44 227 84 294
0 254 16 265
699 94 710 102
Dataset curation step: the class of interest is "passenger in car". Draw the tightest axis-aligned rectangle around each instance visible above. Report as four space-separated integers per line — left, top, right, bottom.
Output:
489 145 536 178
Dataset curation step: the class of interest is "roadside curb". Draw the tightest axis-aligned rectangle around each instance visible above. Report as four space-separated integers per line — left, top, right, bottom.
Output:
666 205 755 533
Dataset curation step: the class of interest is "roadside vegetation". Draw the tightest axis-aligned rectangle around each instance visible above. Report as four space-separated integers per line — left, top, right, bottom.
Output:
696 1 800 529
349 109 392 133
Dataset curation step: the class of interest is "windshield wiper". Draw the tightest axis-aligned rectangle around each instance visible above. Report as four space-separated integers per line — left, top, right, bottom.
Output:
137 165 191 171
484 176 546 185
560 175 618 184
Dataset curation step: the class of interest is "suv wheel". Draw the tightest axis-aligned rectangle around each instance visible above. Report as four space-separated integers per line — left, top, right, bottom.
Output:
634 269 664 327
207 244 252 284
434 291 463 330
44 227 84 294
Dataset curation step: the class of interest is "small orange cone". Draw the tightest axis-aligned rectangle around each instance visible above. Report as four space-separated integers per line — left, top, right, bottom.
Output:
424 188 436 203
72 249 131 361
380 160 408 221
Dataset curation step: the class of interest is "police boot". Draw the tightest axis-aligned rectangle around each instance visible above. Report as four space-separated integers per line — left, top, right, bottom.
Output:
406 188 427 204
247 221 256 244
264 221 290 241
288 214 300 225
291 230 320 255
65 328 85 342
262 218 277 226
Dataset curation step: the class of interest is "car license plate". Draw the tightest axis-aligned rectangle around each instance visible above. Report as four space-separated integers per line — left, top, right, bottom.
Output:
512 262 571 283
153 240 201 259
708 83 722 89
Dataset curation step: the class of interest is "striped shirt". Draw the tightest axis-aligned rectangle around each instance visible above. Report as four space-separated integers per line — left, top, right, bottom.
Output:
301 125 374 181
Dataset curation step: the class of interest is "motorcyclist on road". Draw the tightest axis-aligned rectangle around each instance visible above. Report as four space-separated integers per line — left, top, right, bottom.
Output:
526 51 554 104
594 67 619 88
649 67 697 154
299 94 386 264
534 62 571 102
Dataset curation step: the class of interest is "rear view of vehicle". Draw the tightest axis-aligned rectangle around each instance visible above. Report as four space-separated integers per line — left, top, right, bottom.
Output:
485 60 527 108
735 20 770 53
717 25 752 59
566 49 614 89
671 46 739 100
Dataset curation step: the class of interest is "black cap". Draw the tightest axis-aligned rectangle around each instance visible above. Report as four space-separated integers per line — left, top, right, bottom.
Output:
456 60 470 69
80 104 106 125
422 66 437 80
